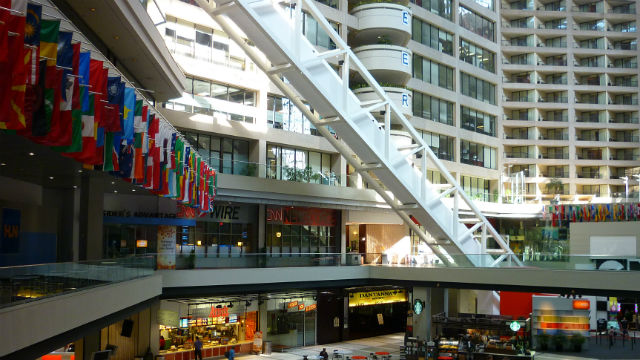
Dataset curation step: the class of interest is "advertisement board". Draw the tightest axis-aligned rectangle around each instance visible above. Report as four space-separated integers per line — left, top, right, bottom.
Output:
157 225 176 269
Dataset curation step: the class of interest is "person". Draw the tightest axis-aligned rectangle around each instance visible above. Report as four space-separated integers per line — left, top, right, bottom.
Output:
608 326 615 349
226 346 235 360
320 348 329 360
194 336 203 360
159 336 166 350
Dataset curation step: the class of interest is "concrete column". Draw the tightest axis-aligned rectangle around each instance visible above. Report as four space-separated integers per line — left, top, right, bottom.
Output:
443 288 449 316
148 299 161 356
79 174 105 260
412 287 431 341
259 299 268 343
257 139 267 178
340 210 347 265
258 204 266 251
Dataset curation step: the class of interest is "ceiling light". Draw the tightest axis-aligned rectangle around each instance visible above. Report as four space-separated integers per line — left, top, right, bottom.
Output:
49 176 54 180
73 185 77 189
28 152 35 156
111 181 115 185
0 162 5 166
78 169 83 173
132 189 136 192
113 35 120 40
114 190 118 193
90 7 96 12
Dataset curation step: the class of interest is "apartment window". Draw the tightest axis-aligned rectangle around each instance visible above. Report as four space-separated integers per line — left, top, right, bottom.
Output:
459 6 495 42
459 39 495 73
410 0 453 20
545 37 566 48
182 132 251 175
460 140 497 169
613 21 636 33
460 106 495 136
460 72 496 105
316 0 339 8
472 0 494 11
461 176 491 201
421 131 454 161
266 144 334 184
303 13 338 49
412 90 454 125
412 18 454 56
578 20 604 31
412 54 454 90
267 94 321 136
544 19 566 30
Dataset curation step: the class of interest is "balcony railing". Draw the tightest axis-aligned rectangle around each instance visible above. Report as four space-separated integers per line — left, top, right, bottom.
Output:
542 115 568 122
505 134 531 140
609 7 636 14
576 154 604 160
610 117 639 124
539 134 568 140
609 155 640 160
576 117 602 123
610 99 639 105
541 96 568 103
611 80 638 87
577 173 602 179
576 136 603 141
610 135 640 142
505 96 535 102
539 153 569 159
611 43 638 51
542 41 567 48
542 172 567 178
504 151 534 158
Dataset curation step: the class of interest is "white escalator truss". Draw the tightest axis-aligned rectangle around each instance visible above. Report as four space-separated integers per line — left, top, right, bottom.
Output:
195 0 522 267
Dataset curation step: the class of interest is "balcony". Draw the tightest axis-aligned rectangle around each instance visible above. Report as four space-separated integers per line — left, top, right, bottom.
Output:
610 99 639 106
353 86 412 116
541 115 568 122
353 45 412 84
610 117 639 124
541 95 568 103
576 116 602 123
538 2 565 11
609 6 636 14
577 154 604 160
504 133 531 140
542 172 568 178
576 135 603 141
610 135 640 143
611 80 638 87
610 155 640 161
539 134 568 140
539 60 567 66
539 153 569 159
350 3 412 46
505 95 534 102
611 43 638 51
504 151 534 158
577 172 602 179
572 5 602 13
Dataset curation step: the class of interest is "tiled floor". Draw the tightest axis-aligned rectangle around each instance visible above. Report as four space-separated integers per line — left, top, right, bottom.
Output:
217 333 640 360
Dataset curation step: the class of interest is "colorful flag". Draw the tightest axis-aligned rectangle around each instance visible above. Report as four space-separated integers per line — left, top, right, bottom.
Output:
39 19 60 63
78 52 90 112
122 87 135 144
24 2 41 46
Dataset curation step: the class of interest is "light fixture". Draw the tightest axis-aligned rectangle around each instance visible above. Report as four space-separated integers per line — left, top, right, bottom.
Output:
197 240 202 246
49 176 54 180
245 300 252 307
114 190 118 193
276 232 281 238
28 152 35 156
78 169 83 173
237 241 243 247
132 189 136 192
111 181 115 185
90 7 96 12
73 185 77 189
0 162 5 166
113 35 120 40
227 302 234 308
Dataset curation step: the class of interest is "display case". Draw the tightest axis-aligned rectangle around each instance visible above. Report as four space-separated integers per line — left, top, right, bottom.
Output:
437 339 459 360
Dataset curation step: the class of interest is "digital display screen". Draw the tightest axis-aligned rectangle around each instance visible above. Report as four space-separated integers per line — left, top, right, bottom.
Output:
229 314 237 323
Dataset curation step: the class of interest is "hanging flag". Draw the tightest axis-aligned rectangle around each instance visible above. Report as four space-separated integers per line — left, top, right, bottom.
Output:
53 43 82 153
122 87 135 144
0 0 28 130
0 1 10 63
39 19 60 63
30 62 55 137
24 2 41 46
78 51 90 112
133 102 147 181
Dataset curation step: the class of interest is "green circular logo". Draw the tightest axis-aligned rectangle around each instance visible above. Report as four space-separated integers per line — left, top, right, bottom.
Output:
510 321 521 332
413 299 424 315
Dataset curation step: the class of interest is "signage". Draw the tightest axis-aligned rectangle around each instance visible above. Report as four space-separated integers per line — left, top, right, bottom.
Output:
104 210 176 218
179 318 189 328
509 320 521 332
1 208 20 253
609 297 618 312
305 304 317 312
288 300 299 309
377 313 384 325
402 93 409 107
401 52 409 66
267 206 336 227
157 225 176 269
573 299 590 310
229 314 238 323
209 306 230 318
136 239 148 248
298 303 305 311
333 316 340 328
349 289 407 307
413 299 424 315
179 202 254 223
402 11 409 25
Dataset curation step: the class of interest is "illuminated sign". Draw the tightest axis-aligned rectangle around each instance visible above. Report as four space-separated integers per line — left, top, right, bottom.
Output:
267 206 336 227
229 314 238 323
209 306 229 318
572 299 590 310
305 304 317 312
288 301 299 309
349 289 407 307
298 303 305 310
413 299 424 315
136 240 148 248
510 321 521 332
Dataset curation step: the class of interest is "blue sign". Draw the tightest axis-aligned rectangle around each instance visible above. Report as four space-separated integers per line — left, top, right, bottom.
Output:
402 52 410 66
1 208 20 253
402 11 409 25
402 94 409 107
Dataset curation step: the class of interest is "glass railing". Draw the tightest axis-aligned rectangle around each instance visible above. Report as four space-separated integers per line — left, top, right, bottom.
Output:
540 153 569 159
610 135 640 142
504 151 533 158
0 256 155 308
539 134 568 140
213 159 342 186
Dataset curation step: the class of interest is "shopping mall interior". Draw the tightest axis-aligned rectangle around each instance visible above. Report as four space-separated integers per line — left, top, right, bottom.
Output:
0 0 639 359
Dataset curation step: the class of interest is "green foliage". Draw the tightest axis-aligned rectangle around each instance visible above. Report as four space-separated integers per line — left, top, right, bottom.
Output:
536 333 550 350
552 334 567 351
569 334 586 351
285 166 323 183
545 178 564 194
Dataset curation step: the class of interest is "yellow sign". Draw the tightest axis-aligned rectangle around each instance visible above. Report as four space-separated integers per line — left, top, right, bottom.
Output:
348 289 407 307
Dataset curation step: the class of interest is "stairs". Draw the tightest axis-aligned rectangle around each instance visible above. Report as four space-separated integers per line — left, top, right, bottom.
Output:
194 0 521 267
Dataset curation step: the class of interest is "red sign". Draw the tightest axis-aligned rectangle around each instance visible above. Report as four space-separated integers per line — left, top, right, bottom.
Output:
288 301 298 309
267 206 336 227
573 300 590 310
209 306 229 318
298 303 305 310
305 304 317 312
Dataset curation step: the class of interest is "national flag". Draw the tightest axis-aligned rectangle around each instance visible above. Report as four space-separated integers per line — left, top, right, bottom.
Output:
42 31 74 146
65 93 96 162
57 31 73 108
78 52 90 112
53 43 82 153
133 101 147 181
30 63 58 138
0 0 28 130
39 19 60 63
24 2 41 46
122 87 135 144
0 1 10 63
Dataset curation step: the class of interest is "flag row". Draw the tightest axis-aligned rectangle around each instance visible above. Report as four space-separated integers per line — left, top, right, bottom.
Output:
542 203 640 225
0 0 216 212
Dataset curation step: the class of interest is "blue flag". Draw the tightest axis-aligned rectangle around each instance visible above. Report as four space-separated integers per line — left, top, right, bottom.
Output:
123 87 136 144
25 3 42 46
57 32 74 103
78 52 91 112
107 76 125 132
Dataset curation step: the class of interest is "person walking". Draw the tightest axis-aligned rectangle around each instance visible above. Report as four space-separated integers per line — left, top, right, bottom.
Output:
225 346 235 360
194 336 203 360
320 348 329 360
609 326 615 349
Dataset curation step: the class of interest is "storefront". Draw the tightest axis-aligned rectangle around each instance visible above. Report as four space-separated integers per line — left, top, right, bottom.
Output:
265 292 318 348
265 205 340 255
158 299 258 360
346 287 408 340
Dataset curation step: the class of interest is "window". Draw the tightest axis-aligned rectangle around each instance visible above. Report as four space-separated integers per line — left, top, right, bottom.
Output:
460 73 495 105
412 54 454 90
461 176 491 201
460 140 497 169
410 0 453 20
412 90 454 125
180 132 252 175
459 6 494 42
266 145 335 185
421 131 454 161
266 94 321 136
460 106 495 136
459 39 495 73
303 12 338 49
412 18 453 55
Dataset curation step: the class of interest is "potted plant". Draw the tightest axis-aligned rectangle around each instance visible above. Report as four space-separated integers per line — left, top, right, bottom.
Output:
552 333 566 352
536 333 550 351
569 334 586 352
546 178 564 204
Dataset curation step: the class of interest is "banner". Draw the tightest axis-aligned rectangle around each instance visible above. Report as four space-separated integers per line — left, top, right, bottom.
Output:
1 208 21 253
157 225 176 269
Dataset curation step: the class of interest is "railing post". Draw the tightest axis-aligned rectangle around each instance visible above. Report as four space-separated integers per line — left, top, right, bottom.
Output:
384 103 390 160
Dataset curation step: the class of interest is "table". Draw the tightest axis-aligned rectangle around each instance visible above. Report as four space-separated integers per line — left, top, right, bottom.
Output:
374 352 391 360
352 356 368 360
333 350 353 360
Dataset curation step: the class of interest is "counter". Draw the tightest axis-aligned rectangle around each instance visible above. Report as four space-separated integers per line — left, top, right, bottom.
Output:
160 341 253 360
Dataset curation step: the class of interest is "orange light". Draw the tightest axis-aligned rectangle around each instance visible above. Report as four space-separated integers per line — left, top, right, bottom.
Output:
136 240 148 248
288 301 298 308
573 299 590 310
